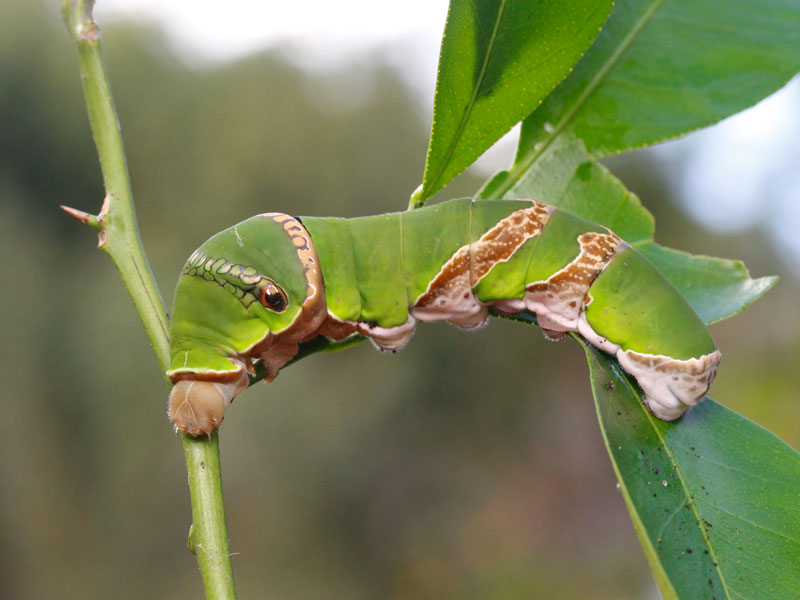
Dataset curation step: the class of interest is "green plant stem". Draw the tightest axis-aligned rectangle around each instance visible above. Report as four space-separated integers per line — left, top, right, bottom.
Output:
61 0 170 369
61 2 236 598
185 432 237 599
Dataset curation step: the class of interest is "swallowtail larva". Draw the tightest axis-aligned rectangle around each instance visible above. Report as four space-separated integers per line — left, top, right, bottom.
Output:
167 198 720 436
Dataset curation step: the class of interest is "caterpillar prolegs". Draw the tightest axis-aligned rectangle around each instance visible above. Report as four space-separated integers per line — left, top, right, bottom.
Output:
167 198 720 436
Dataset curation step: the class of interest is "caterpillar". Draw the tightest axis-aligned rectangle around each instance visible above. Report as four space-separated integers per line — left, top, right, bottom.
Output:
167 198 720 436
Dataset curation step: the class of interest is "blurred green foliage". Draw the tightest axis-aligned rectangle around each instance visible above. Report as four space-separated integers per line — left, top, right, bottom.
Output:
1 1 797 598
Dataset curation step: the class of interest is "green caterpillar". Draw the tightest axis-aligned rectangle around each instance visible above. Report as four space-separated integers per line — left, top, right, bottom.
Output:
167 198 720 436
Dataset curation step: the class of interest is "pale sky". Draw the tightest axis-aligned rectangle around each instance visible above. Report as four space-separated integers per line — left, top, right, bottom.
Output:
654 79 800 262
95 0 800 270
95 0 449 66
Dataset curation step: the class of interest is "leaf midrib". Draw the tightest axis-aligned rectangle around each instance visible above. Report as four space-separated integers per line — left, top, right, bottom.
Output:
618 361 733 599
584 341 734 600
424 0 508 198
497 0 666 198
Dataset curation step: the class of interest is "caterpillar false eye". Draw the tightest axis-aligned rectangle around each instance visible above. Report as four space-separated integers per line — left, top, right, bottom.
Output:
260 282 287 312
167 198 720 436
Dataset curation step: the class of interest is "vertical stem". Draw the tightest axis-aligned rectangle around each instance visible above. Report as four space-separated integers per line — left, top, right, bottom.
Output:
61 0 170 369
185 432 237 599
61 2 237 597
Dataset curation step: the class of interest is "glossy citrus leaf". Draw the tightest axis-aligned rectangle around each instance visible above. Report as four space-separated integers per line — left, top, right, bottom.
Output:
635 243 778 325
479 136 655 243
488 0 800 199
417 0 613 203
583 341 800 600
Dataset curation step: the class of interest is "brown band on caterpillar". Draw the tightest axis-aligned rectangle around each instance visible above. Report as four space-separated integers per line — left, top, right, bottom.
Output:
247 213 328 381
524 230 626 333
412 201 552 328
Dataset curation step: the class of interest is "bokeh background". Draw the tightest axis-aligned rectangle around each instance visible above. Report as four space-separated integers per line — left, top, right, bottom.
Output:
2 1 798 598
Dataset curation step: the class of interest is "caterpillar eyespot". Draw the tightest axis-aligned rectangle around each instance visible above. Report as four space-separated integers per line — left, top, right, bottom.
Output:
260 282 288 312
166 198 721 436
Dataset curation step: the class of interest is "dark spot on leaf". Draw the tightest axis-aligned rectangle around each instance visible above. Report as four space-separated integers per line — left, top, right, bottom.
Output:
575 162 593 182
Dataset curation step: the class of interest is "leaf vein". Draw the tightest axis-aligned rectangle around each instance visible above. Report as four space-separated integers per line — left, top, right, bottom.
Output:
425 0 508 196
502 0 667 197
697 499 800 546
609 354 734 599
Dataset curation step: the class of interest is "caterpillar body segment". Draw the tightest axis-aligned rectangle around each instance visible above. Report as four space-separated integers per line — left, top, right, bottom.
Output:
167 198 720 435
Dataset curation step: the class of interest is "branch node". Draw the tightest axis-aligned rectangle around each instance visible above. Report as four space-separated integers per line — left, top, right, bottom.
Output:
62 195 111 248
98 194 110 222
408 184 425 210
79 21 100 44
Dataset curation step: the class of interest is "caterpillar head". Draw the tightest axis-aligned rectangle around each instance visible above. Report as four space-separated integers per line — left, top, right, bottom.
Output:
167 214 325 436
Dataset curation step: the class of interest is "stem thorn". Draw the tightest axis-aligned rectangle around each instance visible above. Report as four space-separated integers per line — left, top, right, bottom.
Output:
60 204 93 223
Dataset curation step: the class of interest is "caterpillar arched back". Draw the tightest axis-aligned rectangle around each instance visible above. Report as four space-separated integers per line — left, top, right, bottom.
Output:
167 198 720 436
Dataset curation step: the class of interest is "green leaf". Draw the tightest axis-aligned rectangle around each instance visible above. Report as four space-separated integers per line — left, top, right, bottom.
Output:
635 243 778 325
583 341 800 600
479 138 774 323
490 0 800 199
417 0 613 204
480 137 655 242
